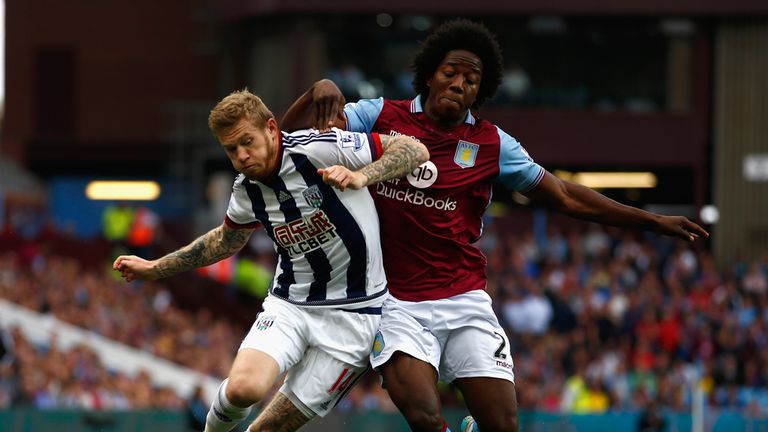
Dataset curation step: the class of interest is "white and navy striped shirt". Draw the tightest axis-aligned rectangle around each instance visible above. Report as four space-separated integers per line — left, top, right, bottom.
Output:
225 128 387 309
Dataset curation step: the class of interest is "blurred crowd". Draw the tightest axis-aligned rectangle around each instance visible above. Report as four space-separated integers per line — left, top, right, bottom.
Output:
0 245 242 409
1 215 767 418
479 221 768 416
0 326 183 410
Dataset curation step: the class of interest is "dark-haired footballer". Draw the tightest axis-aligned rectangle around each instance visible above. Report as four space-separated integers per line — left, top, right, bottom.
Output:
282 19 708 432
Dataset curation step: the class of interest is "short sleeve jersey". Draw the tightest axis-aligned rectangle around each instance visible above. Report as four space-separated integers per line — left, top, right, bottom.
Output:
225 128 387 309
344 96 544 301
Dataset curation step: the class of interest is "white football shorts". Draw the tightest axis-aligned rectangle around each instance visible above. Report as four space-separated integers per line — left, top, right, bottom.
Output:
370 289 514 383
239 295 381 417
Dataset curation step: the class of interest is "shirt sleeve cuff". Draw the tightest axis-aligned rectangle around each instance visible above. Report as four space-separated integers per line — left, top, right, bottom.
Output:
224 215 260 230
368 132 383 161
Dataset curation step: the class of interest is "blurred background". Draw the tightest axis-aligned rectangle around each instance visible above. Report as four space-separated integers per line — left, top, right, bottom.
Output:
1 0 768 431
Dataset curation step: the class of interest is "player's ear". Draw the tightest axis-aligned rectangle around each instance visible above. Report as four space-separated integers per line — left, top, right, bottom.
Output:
426 68 439 89
266 117 279 137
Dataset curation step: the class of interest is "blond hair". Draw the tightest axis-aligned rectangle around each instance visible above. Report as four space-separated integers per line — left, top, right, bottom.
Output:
208 89 274 136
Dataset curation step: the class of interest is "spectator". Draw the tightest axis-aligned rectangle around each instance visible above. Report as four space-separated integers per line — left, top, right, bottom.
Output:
102 203 134 247
186 385 208 431
126 205 160 258
744 262 768 295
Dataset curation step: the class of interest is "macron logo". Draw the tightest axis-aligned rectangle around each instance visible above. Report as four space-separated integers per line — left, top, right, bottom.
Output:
389 130 421 143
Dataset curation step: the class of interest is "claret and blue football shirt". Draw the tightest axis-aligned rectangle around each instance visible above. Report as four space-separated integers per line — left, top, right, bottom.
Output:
344 96 544 301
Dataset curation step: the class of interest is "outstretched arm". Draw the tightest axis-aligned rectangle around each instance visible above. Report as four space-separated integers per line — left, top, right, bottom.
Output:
525 171 709 242
282 79 347 132
113 224 255 281
318 134 429 191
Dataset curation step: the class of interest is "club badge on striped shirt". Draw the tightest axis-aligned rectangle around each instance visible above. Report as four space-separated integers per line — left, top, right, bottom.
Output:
454 140 479 169
256 315 275 331
303 185 324 208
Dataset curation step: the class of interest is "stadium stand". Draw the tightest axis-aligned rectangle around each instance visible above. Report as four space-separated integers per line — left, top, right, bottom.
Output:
0 299 220 404
1 214 766 419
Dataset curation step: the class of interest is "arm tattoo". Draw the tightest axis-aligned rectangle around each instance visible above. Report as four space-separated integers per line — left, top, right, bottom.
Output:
359 135 428 185
248 392 311 432
153 225 253 279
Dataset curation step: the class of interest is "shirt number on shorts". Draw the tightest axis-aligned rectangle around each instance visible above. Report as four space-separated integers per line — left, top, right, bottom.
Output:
327 368 355 394
493 332 508 360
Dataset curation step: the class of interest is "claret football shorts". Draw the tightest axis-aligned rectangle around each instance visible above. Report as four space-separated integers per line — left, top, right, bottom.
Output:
239 295 380 417
370 289 515 383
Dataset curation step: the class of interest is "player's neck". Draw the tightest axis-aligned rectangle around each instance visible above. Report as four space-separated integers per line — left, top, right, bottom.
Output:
424 108 466 129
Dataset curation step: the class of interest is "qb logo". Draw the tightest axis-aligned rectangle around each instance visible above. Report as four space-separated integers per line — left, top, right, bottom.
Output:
406 161 438 189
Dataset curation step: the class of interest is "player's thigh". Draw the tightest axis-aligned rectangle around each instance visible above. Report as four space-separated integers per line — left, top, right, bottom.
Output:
379 351 442 416
440 321 514 384
370 296 441 373
280 347 368 418
454 377 518 432
248 392 311 432
371 297 443 419
310 307 381 368
443 325 517 432
227 349 281 401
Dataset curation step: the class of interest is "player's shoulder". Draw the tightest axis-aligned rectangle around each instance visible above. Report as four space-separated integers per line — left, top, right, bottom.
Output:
466 117 508 144
387 98 418 114
283 128 339 142
472 116 501 133
229 173 249 194
281 129 340 152
385 98 411 107
375 99 425 127
232 173 247 186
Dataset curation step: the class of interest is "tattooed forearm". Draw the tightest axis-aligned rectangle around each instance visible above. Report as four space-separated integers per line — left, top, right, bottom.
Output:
248 393 311 432
153 225 253 279
359 135 429 186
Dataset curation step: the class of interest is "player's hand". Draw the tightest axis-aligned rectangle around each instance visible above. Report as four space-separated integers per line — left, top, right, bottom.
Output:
317 166 368 191
654 216 709 242
112 255 159 282
312 80 345 132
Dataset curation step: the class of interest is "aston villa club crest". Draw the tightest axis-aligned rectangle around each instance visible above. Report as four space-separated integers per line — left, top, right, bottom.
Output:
303 185 324 208
372 331 385 358
454 140 479 169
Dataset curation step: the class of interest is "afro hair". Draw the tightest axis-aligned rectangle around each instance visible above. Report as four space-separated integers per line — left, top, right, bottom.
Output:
411 19 504 109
